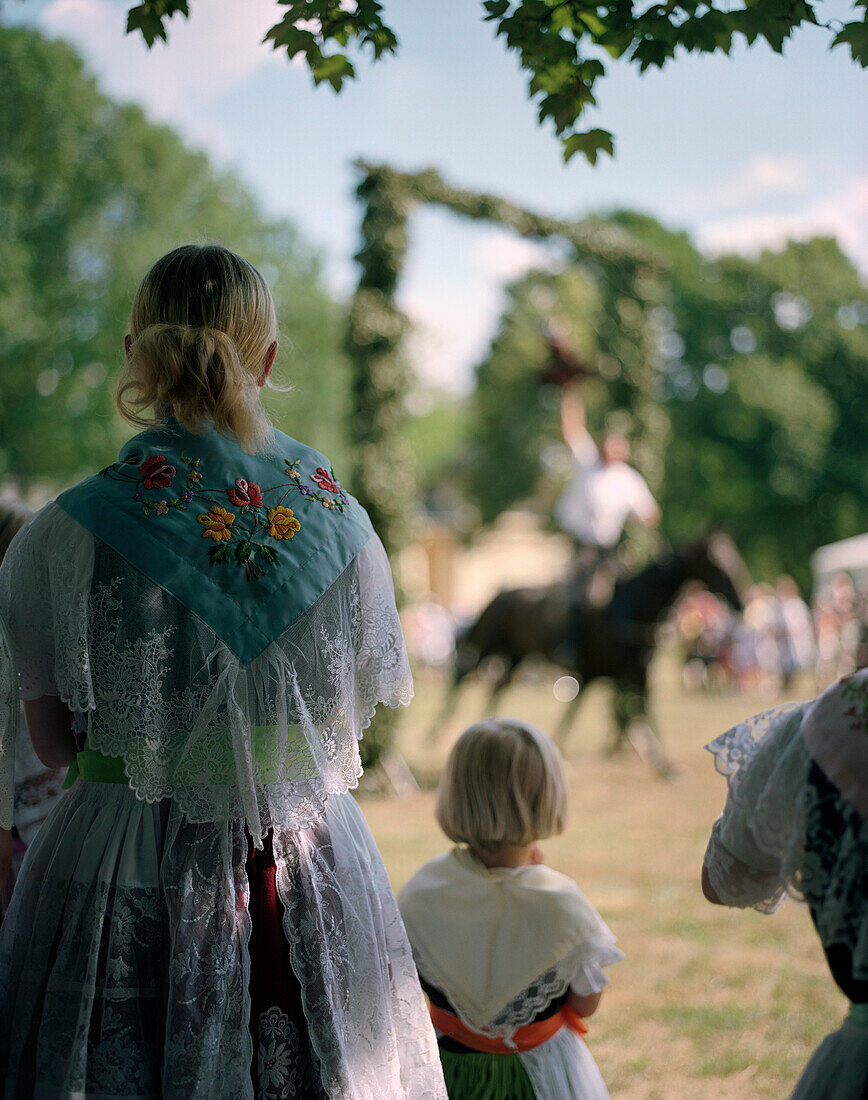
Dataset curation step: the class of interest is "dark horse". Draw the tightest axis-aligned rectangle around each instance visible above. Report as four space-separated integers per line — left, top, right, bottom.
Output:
435 535 746 777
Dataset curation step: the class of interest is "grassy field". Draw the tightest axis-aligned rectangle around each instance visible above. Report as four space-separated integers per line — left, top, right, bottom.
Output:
363 657 844 1100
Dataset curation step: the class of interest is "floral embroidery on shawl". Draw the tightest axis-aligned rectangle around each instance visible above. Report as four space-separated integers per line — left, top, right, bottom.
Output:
99 454 349 582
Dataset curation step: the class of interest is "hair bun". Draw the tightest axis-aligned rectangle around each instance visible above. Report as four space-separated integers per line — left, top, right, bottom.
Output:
116 244 277 453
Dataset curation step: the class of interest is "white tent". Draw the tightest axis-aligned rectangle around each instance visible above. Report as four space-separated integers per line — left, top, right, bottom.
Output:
812 532 868 591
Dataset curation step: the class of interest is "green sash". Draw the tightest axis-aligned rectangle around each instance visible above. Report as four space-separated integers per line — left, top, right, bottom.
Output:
63 724 320 789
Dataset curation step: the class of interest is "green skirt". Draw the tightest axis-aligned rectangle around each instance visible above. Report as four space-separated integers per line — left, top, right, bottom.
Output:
440 1048 537 1100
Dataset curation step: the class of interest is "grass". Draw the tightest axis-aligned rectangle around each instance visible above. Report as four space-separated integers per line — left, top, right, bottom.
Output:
362 656 845 1099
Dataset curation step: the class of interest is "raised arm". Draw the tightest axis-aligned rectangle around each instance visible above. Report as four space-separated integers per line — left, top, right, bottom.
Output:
560 382 597 465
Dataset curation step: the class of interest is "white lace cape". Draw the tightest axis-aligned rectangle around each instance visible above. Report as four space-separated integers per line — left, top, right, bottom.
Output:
0 502 413 848
398 848 623 1038
704 698 868 981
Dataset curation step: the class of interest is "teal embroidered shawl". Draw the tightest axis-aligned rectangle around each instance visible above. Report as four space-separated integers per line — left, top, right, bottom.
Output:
56 420 374 664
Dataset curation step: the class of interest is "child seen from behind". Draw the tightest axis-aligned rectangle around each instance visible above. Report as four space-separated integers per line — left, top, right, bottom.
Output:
399 718 622 1100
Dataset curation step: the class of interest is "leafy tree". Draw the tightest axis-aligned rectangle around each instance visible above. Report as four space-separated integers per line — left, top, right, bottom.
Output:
114 0 868 163
642 226 868 587
468 210 868 588
0 25 350 491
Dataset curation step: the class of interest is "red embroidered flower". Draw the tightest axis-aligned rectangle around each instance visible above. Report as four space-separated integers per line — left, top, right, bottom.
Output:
226 478 263 508
140 455 176 490
311 467 340 494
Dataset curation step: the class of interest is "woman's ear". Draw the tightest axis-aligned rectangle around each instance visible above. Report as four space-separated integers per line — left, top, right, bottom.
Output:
259 341 278 387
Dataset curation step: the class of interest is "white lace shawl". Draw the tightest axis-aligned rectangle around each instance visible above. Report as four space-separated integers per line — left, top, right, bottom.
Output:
398 847 623 1037
704 696 868 981
0 502 413 846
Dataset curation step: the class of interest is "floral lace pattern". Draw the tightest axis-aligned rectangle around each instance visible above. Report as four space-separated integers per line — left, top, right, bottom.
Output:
0 505 412 848
275 793 447 1099
0 784 446 1098
256 1008 325 1099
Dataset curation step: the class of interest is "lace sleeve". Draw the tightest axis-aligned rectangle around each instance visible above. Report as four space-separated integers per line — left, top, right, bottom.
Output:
0 609 19 830
0 503 94 710
703 703 811 912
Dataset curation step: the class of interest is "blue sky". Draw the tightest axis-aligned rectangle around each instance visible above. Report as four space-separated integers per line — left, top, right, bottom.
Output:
9 0 868 390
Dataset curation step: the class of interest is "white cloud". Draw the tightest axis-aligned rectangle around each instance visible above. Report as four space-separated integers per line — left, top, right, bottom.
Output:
697 175 868 276
402 282 500 394
473 230 552 281
689 154 811 212
40 0 286 155
400 227 556 393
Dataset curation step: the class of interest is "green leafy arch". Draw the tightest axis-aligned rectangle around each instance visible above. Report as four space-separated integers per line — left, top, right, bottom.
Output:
346 161 668 553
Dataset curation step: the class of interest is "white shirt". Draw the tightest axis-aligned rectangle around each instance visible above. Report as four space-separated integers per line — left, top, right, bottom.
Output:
555 434 658 547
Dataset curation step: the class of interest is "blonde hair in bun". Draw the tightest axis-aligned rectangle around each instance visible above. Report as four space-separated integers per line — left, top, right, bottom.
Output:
116 244 278 453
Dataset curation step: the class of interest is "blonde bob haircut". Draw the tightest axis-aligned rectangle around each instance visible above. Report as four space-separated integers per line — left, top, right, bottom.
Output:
116 244 278 453
436 718 567 850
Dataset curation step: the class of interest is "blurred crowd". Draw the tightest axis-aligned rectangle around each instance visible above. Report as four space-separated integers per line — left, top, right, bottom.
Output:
675 572 867 696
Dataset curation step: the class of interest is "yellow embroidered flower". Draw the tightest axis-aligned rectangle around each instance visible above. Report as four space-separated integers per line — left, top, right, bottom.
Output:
198 504 235 541
187 470 202 484
154 500 169 516
267 506 301 541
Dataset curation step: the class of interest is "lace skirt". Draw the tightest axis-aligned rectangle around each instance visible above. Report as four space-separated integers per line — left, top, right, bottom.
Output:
0 782 446 1100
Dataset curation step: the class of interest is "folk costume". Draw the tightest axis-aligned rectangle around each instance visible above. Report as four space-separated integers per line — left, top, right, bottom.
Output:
704 670 868 1098
0 419 446 1100
398 846 623 1100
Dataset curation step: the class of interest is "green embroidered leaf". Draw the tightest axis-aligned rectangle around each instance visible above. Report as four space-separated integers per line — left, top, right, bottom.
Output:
258 544 279 565
235 541 254 564
209 544 230 565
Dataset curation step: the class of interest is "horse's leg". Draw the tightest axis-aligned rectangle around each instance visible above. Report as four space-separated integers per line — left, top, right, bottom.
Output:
609 684 635 755
555 682 586 748
485 658 519 717
614 682 675 779
427 676 463 743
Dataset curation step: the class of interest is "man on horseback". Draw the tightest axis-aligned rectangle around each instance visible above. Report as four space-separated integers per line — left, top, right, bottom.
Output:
556 381 661 609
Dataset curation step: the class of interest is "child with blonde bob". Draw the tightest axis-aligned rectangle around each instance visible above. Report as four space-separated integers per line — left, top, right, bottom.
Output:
399 718 623 1100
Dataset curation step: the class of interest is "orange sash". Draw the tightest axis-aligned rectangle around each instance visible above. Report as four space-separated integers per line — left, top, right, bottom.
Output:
428 1001 587 1054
